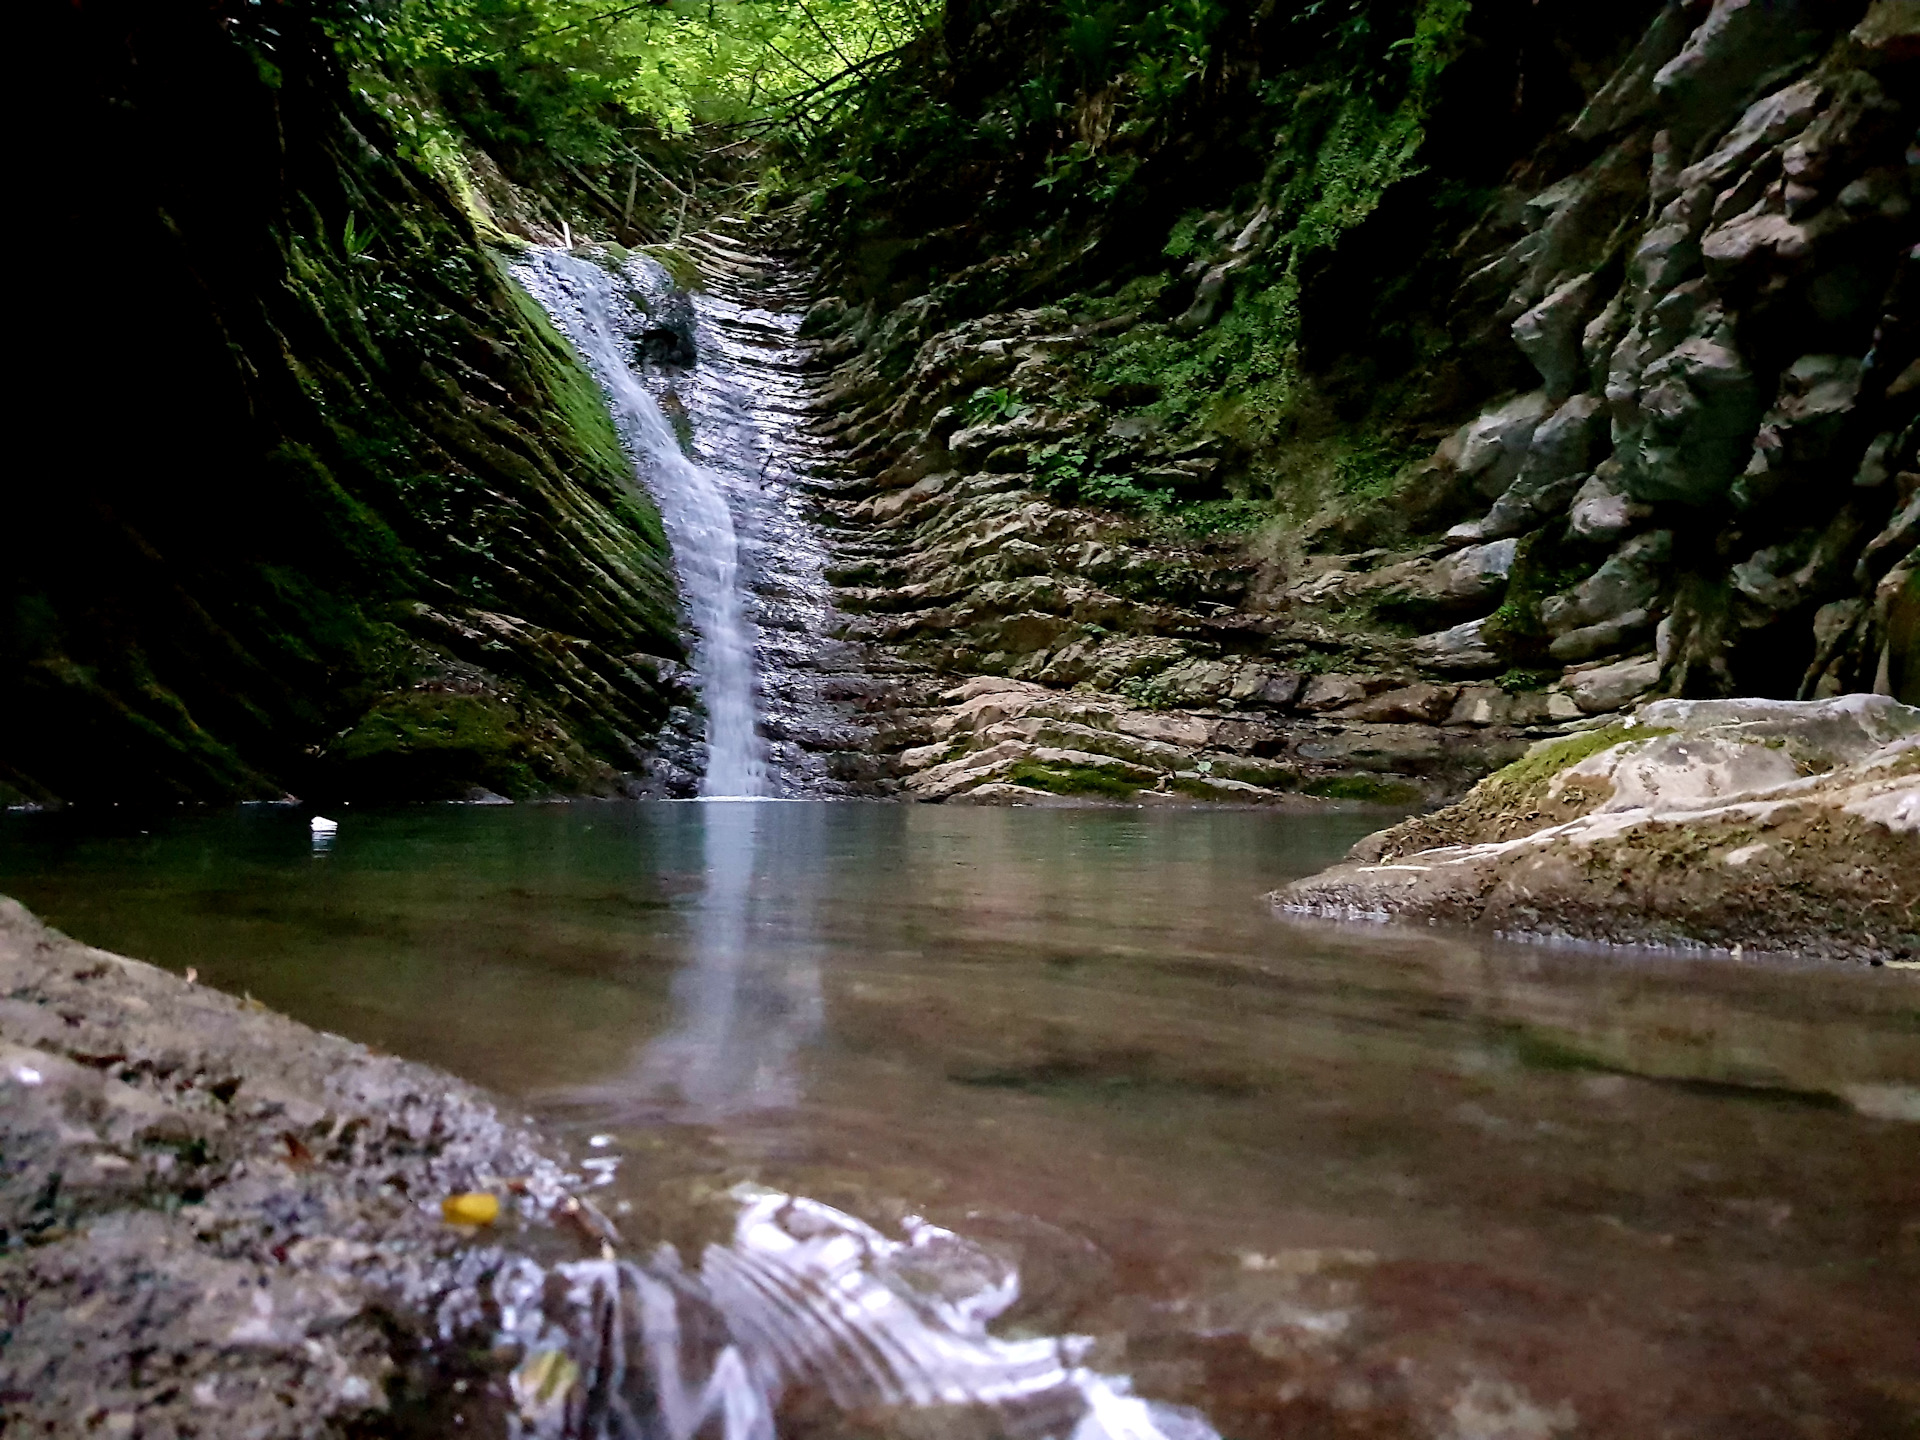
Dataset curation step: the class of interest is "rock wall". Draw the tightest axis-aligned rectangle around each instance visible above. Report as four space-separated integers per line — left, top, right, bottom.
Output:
796 0 1918 804
6 0 687 807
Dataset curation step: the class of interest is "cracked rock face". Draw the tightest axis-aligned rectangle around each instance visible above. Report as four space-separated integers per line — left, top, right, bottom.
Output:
1278 695 1920 961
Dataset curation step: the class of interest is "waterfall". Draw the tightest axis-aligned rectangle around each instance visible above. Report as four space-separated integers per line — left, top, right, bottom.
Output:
512 249 770 798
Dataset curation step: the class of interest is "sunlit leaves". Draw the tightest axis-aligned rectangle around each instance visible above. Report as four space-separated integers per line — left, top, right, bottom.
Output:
326 0 928 143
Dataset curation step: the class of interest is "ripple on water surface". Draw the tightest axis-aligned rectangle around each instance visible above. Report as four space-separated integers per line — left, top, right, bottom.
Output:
3 801 1916 1437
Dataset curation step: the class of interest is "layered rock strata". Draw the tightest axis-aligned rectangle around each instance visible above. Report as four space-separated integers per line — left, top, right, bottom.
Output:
795 0 1917 802
1278 695 1920 961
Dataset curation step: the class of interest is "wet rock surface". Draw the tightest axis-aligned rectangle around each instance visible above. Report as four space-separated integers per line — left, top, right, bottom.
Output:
1278 695 1920 961
894 675 1515 808
0 897 588 1437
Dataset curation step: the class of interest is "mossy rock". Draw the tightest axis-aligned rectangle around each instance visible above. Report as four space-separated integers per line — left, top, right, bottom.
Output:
327 691 559 800
1004 759 1140 800
1301 775 1425 805
1353 722 1672 861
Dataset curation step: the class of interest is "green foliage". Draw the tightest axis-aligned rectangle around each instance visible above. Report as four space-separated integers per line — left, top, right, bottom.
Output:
342 211 378 259
964 385 1031 425
1078 469 1167 512
1083 0 1472 450
1495 667 1559 694
1033 445 1092 497
1484 532 1597 656
324 0 929 160
1116 674 1179 709
1162 213 1202 259
1165 498 1267 536
1332 433 1423 500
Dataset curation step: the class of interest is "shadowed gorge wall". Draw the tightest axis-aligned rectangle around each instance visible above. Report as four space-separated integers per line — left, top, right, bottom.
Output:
6 0 684 806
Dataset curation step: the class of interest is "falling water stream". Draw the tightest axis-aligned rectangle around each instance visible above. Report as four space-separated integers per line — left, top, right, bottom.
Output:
513 248 770 798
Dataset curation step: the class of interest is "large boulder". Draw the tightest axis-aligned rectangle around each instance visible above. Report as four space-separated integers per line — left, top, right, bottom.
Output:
0 898 587 1436
1276 695 1920 960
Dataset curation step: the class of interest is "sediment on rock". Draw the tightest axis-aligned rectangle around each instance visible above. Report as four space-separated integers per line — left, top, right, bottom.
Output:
1276 695 1920 962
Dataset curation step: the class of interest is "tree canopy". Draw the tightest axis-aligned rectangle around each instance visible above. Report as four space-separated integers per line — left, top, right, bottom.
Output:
325 0 932 160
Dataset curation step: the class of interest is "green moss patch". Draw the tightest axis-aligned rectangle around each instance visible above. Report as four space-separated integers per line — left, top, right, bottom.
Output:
1302 775 1424 805
1485 724 1662 794
1004 759 1140 800
327 691 551 799
1359 723 1672 861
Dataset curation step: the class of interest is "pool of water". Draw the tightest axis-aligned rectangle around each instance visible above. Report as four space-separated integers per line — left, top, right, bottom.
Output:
3 801 1916 1437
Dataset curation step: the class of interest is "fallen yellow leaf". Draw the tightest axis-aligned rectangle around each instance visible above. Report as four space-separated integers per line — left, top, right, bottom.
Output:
441 1191 500 1226
512 1347 579 1420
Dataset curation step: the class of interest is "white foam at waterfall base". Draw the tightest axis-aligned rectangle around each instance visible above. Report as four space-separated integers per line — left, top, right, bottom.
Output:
512 250 769 798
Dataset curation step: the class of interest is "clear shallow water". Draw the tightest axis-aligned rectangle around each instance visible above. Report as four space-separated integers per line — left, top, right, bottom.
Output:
3 803 1917 1437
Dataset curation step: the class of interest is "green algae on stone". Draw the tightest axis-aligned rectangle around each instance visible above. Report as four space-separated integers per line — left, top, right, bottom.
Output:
327 690 593 800
1005 759 1141 800
1301 775 1424 805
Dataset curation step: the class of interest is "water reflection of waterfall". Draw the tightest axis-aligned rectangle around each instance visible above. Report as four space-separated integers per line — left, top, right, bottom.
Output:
510 806 1218 1440
513 249 770 798
634 801 821 1121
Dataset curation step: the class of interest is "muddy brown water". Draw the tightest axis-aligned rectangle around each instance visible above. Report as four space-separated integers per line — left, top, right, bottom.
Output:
3 801 1915 1438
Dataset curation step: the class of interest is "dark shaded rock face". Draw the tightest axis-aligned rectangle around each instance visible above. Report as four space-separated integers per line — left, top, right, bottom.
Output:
798 0 1918 798
6 0 685 807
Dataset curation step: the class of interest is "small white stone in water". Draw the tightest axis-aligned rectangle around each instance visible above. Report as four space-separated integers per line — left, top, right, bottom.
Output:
12 1066 43 1086
588 1133 614 1148
310 816 339 835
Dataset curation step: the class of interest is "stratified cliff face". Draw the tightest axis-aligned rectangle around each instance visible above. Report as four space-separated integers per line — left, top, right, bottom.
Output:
6 0 684 807
798 0 1918 805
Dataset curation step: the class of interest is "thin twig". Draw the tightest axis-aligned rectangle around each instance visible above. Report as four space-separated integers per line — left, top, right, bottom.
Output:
760 34 830 87
626 149 692 201
791 0 855 69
